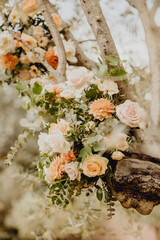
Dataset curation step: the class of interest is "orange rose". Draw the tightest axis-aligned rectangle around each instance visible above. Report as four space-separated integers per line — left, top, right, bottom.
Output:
0 54 19 70
89 98 115 121
81 155 108 177
22 0 38 13
61 150 76 163
45 48 58 70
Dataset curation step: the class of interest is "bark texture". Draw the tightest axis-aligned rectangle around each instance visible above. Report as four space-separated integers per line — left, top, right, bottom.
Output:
111 153 160 215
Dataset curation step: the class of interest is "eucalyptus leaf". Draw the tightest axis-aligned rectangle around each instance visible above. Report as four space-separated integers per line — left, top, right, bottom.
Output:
106 55 118 66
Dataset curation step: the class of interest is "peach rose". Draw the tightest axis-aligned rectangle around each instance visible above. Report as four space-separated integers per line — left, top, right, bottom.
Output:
116 100 144 127
45 156 65 183
112 151 124 160
32 26 44 39
0 54 19 70
61 150 76 163
45 48 58 70
68 67 90 87
20 53 30 65
98 80 119 96
65 162 81 181
51 13 62 29
22 0 38 13
89 98 115 121
60 87 75 99
19 69 31 81
49 119 70 135
81 155 109 177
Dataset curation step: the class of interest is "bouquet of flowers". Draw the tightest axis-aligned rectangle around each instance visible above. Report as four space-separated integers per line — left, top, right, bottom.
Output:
0 0 145 212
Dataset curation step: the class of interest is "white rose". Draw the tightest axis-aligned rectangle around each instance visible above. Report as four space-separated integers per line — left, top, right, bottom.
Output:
65 162 81 181
111 151 124 160
0 31 16 55
67 67 91 88
38 133 52 154
116 100 144 127
49 129 70 154
98 80 119 96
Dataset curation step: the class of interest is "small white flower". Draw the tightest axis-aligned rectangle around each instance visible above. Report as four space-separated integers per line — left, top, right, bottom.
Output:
111 151 124 160
98 80 119 96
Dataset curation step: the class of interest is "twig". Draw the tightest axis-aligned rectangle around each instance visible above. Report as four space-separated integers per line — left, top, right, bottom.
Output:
80 0 130 100
43 1 97 70
150 0 160 18
36 0 67 82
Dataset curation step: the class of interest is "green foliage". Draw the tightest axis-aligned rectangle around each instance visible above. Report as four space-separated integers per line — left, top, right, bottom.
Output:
106 55 118 66
79 145 92 162
85 84 102 100
109 68 126 76
32 82 43 95
96 188 103 201
15 82 29 92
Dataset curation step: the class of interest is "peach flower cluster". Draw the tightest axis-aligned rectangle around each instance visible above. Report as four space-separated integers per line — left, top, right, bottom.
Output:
97 80 119 96
116 100 144 127
89 98 115 121
0 54 19 70
45 150 78 183
81 155 108 177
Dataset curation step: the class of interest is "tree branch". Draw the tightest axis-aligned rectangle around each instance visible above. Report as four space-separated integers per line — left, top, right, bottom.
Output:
36 0 67 82
127 0 160 156
80 0 130 100
150 0 160 18
43 1 98 71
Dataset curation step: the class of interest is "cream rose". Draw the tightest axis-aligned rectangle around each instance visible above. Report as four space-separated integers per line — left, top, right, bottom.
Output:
115 133 129 151
0 31 16 55
81 155 108 177
111 151 124 160
67 67 90 88
65 162 81 181
49 129 70 154
98 80 119 96
116 100 144 127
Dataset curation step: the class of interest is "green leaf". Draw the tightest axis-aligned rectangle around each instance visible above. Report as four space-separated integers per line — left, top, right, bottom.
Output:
96 188 103 201
22 101 30 110
33 82 42 95
22 64 31 70
79 145 92 162
104 190 109 203
93 142 106 152
15 82 29 92
86 88 97 99
106 55 118 66
56 198 62 205
87 134 103 144
109 69 126 76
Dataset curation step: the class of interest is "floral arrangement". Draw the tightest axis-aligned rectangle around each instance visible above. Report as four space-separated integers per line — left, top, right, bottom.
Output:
0 0 145 212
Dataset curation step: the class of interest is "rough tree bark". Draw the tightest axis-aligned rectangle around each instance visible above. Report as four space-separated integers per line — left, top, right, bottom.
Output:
127 0 160 158
80 0 130 100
